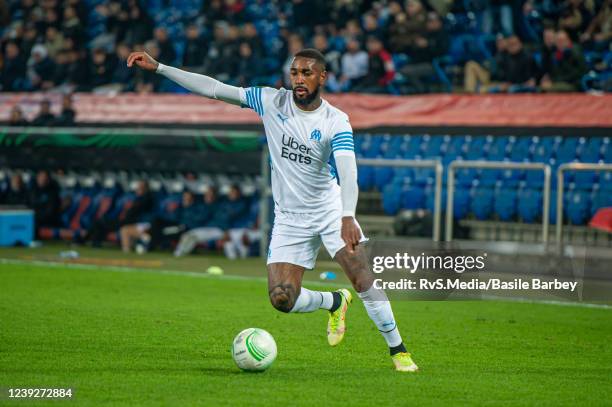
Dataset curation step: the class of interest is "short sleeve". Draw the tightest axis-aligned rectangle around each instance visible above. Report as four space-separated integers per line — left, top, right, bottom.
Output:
239 87 278 117
330 115 355 157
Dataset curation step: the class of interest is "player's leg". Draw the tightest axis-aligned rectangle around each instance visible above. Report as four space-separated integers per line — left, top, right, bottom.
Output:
174 227 224 256
119 224 140 253
334 245 418 372
266 218 344 315
267 262 342 314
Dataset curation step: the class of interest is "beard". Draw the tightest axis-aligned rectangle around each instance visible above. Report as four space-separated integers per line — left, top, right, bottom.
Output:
292 84 320 107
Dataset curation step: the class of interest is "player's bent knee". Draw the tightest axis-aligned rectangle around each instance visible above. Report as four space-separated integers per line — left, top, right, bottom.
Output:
268 287 295 313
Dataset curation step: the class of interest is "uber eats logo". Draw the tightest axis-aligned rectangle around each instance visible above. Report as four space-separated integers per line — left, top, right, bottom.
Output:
281 134 313 164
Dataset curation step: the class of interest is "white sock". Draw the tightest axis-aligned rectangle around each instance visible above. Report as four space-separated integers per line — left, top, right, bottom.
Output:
358 285 403 348
290 287 334 313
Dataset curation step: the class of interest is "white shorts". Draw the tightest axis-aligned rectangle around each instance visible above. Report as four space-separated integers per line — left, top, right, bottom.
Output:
267 207 367 270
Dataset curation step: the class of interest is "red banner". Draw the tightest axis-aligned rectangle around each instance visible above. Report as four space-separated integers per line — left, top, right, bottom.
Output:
1 92 611 129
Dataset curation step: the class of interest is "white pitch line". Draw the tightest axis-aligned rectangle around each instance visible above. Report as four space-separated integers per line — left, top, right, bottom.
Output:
0 258 348 288
1 258 611 310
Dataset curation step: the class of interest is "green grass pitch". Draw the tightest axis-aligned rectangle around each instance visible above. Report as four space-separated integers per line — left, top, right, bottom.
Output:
1 248 611 406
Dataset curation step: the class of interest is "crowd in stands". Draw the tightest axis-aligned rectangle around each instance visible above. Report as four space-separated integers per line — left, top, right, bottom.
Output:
0 0 610 96
8 94 76 126
0 170 260 258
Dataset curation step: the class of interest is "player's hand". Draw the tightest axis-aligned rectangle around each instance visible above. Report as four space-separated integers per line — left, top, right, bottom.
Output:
126 51 159 71
341 216 360 254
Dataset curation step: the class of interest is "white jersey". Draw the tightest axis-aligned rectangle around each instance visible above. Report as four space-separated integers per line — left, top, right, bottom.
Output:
239 87 355 214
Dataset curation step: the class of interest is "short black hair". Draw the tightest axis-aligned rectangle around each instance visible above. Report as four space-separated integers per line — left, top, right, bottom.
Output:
294 48 326 70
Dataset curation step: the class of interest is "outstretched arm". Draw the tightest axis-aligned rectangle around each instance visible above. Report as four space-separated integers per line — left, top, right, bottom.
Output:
126 51 242 106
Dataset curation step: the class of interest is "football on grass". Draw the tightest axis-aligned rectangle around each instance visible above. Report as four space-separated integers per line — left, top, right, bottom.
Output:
232 328 277 371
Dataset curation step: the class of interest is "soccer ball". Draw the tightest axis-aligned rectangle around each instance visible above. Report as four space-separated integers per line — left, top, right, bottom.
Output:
231 328 277 371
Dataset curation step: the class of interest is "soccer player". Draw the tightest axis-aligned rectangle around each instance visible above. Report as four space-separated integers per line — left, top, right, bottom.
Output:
127 48 418 372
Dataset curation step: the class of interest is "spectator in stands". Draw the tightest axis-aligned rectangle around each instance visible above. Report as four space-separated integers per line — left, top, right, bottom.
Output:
491 35 537 92
352 36 395 93
313 34 341 91
32 100 56 126
20 23 39 61
55 94 76 126
559 0 593 41
464 35 536 93
44 26 65 59
580 0 612 51
387 1 427 54
282 34 304 88
223 0 247 25
27 44 56 91
56 42 88 92
104 1 130 46
153 27 176 65
2 173 29 206
342 19 364 46
339 38 369 91
241 23 264 59
399 12 449 94
482 0 515 36
540 30 588 92
89 48 115 89
8 106 28 126
538 27 557 82
82 180 154 248
182 25 207 71
111 43 134 90
363 12 384 40
234 42 264 87
124 2 153 46
61 6 84 48
174 185 248 257
141 190 205 252
30 170 61 229
1 42 26 91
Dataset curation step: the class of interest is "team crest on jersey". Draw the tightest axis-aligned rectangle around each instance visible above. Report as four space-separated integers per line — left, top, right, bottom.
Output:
310 129 322 142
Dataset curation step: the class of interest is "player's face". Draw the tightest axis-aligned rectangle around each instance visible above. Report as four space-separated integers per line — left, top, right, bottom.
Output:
290 57 326 107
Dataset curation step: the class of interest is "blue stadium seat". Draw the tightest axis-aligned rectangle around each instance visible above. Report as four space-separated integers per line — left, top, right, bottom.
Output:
525 166 546 188
509 137 533 161
599 171 612 191
591 186 612 215
565 190 591 225
518 188 542 223
487 136 510 160
358 166 375 190
555 137 579 163
479 169 500 187
374 167 395 190
465 136 491 160
494 187 518 221
402 185 426 210
401 136 424 159
499 169 523 187
574 171 598 190
413 168 435 186
456 168 478 187
579 137 603 162
471 187 494 220
425 186 447 212
382 183 402 215
453 188 471 220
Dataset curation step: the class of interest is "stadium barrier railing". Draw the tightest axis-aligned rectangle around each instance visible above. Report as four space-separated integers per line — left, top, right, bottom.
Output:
258 153 444 258
556 163 612 249
445 161 551 244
